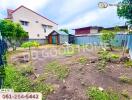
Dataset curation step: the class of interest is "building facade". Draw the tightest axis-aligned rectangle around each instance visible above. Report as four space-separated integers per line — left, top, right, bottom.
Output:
7 6 58 43
74 26 103 36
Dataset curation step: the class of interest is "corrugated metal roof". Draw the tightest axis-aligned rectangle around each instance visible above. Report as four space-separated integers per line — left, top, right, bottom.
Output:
55 30 69 35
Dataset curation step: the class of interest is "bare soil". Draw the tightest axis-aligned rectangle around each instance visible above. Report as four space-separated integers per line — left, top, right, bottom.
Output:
9 45 132 100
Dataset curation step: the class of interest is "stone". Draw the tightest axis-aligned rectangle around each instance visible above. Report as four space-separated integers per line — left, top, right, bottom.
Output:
98 87 104 91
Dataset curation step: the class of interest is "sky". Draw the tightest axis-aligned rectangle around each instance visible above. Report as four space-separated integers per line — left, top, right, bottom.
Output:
0 0 126 29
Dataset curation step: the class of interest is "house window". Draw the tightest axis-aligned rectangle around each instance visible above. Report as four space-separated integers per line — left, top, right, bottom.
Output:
47 25 53 29
20 20 29 26
42 25 47 33
42 24 53 33
37 34 40 37
35 21 39 23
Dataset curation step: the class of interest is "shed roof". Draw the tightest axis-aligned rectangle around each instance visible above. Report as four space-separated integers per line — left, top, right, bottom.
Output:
56 30 69 35
48 30 69 36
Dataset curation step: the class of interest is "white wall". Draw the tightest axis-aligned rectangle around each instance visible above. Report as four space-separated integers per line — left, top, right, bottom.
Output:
12 7 58 39
90 28 98 34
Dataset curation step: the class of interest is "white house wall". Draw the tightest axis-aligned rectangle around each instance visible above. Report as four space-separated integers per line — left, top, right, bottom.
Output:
12 7 58 39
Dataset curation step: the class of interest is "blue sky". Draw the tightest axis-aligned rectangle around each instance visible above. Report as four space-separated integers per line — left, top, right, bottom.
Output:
0 0 126 29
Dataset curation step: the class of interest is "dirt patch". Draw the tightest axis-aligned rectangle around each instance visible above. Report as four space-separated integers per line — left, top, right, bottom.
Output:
9 46 132 100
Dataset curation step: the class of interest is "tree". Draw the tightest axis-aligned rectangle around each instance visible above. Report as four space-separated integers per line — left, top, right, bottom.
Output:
100 30 116 51
0 19 28 50
59 29 69 34
117 0 132 24
21 41 40 61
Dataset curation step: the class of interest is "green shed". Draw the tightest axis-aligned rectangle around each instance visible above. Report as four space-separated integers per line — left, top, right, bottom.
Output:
47 30 69 44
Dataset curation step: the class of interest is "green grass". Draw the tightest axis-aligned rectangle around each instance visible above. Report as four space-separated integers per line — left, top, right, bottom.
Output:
124 60 132 68
119 75 132 84
3 65 54 99
19 65 34 76
63 50 76 56
3 65 33 92
86 87 119 100
45 61 69 80
77 56 88 64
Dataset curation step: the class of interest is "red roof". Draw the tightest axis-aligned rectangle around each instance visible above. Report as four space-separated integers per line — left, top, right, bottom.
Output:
7 5 58 25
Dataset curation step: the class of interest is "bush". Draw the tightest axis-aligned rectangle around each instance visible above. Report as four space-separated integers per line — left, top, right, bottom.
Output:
86 87 119 100
124 60 132 68
98 50 120 61
77 56 88 64
19 65 34 76
119 75 132 84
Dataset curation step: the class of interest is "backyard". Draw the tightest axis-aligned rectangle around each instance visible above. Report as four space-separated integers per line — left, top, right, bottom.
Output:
5 44 132 100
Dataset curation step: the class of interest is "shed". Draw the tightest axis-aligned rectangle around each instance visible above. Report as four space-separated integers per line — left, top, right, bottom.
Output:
47 30 69 44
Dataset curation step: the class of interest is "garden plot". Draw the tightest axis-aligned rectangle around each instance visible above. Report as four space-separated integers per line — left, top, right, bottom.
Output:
7 45 132 100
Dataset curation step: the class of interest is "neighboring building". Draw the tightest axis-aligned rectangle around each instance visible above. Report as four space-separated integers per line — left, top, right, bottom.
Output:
74 26 128 36
74 26 103 36
6 5 58 44
47 30 69 44
103 26 128 34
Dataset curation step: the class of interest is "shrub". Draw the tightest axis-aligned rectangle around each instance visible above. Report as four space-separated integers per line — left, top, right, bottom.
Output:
121 90 130 99
97 60 107 71
124 60 132 68
21 41 40 61
98 50 120 61
119 75 132 84
110 54 120 60
100 30 116 51
20 65 34 76
86 87 119 100
77 56 88 64
45 61 69 80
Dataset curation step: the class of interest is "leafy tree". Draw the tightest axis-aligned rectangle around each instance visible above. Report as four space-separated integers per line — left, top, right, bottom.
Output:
100 30 116 51
117 0 132 24
21 41 40 61
59 29 69 34
0 19 28 50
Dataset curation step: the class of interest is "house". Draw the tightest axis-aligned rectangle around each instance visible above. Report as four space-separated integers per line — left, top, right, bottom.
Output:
47 30 69 44
74 26 127 36
74 26 103 36
6 5 58 44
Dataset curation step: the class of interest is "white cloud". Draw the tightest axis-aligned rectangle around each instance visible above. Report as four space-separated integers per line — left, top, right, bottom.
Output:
0 0 51 10
58 0 98 22
59 7 125 29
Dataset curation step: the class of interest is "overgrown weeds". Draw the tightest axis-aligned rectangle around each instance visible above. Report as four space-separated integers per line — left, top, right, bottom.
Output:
77 56 88 64
86 87 119 100
119 75 132 84
124 60 132 68
3 65 54 99
45 61 69 80
97 50 120 71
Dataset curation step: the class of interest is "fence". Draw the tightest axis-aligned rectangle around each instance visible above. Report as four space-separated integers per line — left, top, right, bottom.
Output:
0 39 7 88
75 34 129 47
